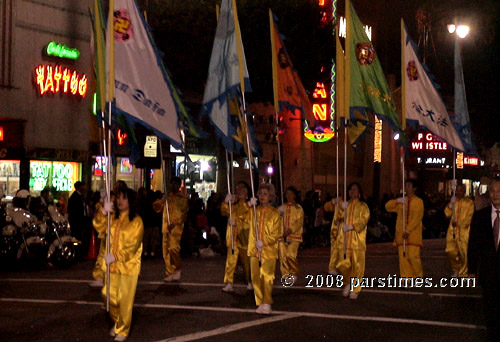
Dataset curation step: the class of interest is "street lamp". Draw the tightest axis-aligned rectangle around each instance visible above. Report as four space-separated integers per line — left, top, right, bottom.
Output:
448 23 470 39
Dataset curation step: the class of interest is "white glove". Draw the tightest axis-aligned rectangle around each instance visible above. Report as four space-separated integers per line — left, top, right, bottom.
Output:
341 201 348 210
278 206 285 215
448 196 456 208
225 193 233 203
102 201 113 214
396 197 405 204
228 218 236 226
342 224 354 232
249 197 258 206
256 240 264 249
451 179 457 188
105 253 115 265
331 198 338 206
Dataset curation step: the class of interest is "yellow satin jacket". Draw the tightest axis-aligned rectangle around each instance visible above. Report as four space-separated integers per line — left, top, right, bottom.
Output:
444 197 474 239
93 210 144 276
385 196 424 246
331 199 370 251
221 200 251 248
279 203 304 242
247 205 282 259
93 202 107 239
161 193 188 234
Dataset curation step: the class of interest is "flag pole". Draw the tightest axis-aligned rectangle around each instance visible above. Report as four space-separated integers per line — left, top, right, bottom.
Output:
233 0 260 266
451 148 457 239
269 9 286 243
343 120 348 260
400 19 407 258
225 150 234 255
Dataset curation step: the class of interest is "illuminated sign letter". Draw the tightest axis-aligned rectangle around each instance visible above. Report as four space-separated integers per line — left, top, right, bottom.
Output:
35 65 45 94
313 104 327 121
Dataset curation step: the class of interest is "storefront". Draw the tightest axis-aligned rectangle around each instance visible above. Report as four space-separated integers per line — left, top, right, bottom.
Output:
0 160 20 196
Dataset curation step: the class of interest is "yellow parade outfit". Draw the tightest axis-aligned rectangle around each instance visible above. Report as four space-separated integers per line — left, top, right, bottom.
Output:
221 200 251 284
248 205 281 306
385 195 424 279
444 197 474 277
93 209 144 339
158 192 188 277
332 198 370 294
92 202 106 281
278 202 303 277
324 201 339 272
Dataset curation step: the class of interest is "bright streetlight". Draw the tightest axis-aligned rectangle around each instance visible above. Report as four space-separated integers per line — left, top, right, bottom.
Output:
448 23 470 39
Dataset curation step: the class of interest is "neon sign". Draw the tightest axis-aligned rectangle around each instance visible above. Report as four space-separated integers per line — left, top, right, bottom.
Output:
456 152 464 169
45 41 80 60
29 161 80 192
374 117 382 162
464 156 479 166
305 81 335 143
0 126 3 141
34 64 88 97
117 129 128 146
410 132 448 151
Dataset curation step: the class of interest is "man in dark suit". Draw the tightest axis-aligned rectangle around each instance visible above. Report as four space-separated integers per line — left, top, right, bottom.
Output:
468 177 500 341
68 181 89 259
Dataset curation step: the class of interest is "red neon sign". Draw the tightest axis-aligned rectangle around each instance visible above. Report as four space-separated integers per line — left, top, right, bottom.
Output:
313 82 327 98
117 129 128 146
0 126 3 141
464 156 479 166
34 64 87 97
410 132 448 151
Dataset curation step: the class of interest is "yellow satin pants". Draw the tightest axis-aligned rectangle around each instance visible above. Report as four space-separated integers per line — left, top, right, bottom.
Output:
92 238 106 281
163 228 183 276
445 232 468 277
250 257 276 306
224 247 250 284
336 249 365 293
102 273 139 338
279 241 300 276
329 235 339 271
398 245 423 279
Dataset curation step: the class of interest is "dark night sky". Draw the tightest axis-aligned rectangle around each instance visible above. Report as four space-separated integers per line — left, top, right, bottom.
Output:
350 0 500 147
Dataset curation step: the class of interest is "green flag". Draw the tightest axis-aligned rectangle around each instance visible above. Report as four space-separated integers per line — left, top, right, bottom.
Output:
345 0 404 148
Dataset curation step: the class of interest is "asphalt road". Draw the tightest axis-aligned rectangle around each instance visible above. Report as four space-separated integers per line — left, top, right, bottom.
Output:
0 239 487 341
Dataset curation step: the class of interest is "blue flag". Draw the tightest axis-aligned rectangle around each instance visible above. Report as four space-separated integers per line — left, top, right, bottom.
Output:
201 0 251 152
453 39 476 154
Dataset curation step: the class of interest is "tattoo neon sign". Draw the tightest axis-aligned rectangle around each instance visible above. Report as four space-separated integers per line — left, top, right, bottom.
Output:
34 64 88 97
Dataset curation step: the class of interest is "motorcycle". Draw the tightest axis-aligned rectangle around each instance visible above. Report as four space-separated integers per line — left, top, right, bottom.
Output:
44 205 81 268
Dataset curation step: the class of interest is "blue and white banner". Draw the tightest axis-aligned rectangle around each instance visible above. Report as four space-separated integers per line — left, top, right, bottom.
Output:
107 0 183 148
201 0 251 152
453 39 476 154
403 25 464 151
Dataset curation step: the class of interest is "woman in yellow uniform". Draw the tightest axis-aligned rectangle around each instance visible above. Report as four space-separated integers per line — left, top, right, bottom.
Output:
332 183 370 299
385 179 424 280
278 186 304 282
248 183 281 315
444 183 474 277
94 187 143 342
221 181 252 292
324 196 340 275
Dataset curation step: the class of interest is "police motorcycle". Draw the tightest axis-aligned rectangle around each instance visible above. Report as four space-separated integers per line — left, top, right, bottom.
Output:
44 205 81 268
1 190 48 267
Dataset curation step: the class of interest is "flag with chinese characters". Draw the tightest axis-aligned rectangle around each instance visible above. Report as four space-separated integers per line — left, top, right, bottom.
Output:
201 0 251 152
270 10 312 119
403 23 464 151
453 38 476 153
107 0 190 148
345 0 404 148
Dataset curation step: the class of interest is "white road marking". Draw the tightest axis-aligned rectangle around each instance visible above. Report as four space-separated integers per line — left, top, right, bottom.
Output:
0 297 485 330
154 314 299 342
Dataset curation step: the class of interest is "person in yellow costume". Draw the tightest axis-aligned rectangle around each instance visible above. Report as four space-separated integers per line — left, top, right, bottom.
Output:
221 181 253 292
278 186 304 282
332 183 370 299
248 183 281 315
154 177 188 282
324 195 341 275
385 179 424 281
93 187 143 342
444 183 474 277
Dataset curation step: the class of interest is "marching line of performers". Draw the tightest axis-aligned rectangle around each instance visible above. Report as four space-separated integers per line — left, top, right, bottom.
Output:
89 176 496 341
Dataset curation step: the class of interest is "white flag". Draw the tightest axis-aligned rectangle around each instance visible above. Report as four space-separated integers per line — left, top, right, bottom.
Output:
403 24 464 151
108 0 182 148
